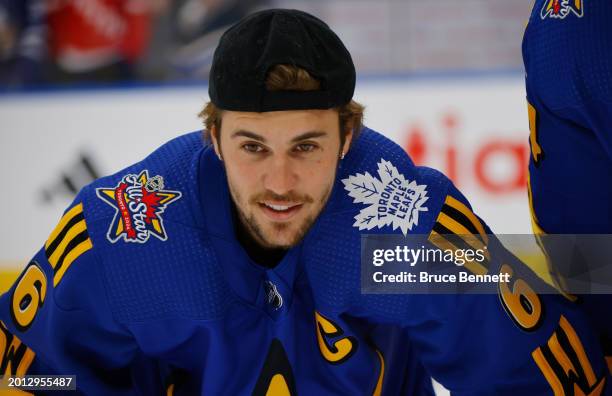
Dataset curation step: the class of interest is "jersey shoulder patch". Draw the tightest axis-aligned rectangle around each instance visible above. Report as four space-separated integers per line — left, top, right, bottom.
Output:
332 128 452 235
73 132 234 323
82 131 204 246
303 128 453 315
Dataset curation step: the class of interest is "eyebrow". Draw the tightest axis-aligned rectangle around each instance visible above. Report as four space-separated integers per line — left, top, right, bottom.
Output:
230 130 328 143
231 130 266 142
290 131 328 143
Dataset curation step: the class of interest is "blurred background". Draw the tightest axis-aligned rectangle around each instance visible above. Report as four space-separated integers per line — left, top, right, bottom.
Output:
0 1 534 393
0 0 535 277
0 0 530 85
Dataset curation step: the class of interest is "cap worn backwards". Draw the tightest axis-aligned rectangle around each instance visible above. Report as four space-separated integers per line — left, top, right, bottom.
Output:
209 9 356 112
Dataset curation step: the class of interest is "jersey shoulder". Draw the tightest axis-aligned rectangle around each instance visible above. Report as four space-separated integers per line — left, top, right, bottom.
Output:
325 126 453 235
82 131 204 232
63 132 233 323
523 0 612 109
304 127 489 316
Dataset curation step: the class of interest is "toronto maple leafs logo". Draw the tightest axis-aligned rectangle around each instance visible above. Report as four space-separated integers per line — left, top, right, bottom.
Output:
342 159 428 235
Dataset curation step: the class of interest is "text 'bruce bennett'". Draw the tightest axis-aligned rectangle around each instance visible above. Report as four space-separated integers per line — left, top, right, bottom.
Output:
372 271 511 284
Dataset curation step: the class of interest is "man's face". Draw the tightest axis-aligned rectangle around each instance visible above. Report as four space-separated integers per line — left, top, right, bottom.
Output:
212 109 352 249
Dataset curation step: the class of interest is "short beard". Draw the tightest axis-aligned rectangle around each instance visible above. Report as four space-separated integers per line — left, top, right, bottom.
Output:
235 202 316 249
229 186 331 250
221 147 342 250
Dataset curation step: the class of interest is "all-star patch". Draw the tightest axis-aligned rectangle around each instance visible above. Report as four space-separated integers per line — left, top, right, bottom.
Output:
342 159 428 236
540 0 584 19
96 170 182 243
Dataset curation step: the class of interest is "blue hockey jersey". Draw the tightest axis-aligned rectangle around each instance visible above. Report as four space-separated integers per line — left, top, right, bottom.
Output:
522 0 612 234
522 0 612 367
0 128 609 395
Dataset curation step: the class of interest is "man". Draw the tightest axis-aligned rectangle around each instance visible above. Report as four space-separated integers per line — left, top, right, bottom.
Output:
0 9 609 395
523 0 612 372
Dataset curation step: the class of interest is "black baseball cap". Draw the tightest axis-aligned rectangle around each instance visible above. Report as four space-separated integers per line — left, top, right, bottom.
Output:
208 9 356 112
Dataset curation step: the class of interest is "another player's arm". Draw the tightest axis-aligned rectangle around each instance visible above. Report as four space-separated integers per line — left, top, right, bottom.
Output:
406 185 609 395
0 196 144 394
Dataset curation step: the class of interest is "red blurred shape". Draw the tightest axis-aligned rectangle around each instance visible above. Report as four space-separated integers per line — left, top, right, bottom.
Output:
474 140 527 194
404 124 427 166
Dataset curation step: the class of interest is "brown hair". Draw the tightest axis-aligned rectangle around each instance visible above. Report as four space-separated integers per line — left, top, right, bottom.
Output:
198 64 364 145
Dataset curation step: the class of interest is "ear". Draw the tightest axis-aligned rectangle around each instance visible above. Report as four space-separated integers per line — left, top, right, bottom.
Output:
210 126 223 160
341 128 354 158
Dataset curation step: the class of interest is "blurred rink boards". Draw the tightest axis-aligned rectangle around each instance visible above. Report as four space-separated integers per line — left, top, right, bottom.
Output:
0 73 544 291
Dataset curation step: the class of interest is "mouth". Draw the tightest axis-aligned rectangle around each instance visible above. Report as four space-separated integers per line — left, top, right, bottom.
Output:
258 201 303 221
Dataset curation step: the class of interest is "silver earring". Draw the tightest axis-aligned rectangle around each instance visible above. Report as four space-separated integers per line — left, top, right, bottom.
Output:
340 152 345 160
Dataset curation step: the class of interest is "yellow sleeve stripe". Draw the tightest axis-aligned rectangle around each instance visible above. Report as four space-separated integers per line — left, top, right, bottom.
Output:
16 348 35 378
442 195 488 243
527 172 546 236
532 347 564 396
0 321 36 379
428 231 488 276
53 238 93 287
528 102 544 164
533 315 604 393
435 212 491 261
47 220 87 268
44 202 93 287
428 194 491 276
559 316 597 386
45 203 83 250
548 332 578 380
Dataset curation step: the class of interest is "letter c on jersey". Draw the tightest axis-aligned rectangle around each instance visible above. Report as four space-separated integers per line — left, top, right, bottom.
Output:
315 312 358 365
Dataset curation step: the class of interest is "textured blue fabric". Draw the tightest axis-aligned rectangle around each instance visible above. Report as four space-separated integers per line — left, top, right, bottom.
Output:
0 128 609 394
523 0 612 233
523 0 612 372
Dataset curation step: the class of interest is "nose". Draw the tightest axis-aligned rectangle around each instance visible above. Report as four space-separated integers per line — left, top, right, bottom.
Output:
262 154 298 196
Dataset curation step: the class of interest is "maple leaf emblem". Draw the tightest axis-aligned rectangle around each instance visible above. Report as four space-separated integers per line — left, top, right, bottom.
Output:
342 159 429 235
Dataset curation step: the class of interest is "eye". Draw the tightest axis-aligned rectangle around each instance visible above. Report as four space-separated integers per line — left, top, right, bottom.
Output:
242 143 266 153
294 143 318 153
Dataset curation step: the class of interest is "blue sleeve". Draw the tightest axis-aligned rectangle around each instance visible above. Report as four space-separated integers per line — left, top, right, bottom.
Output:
523 0 612 160
0 198 161 395
403 185 610 395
